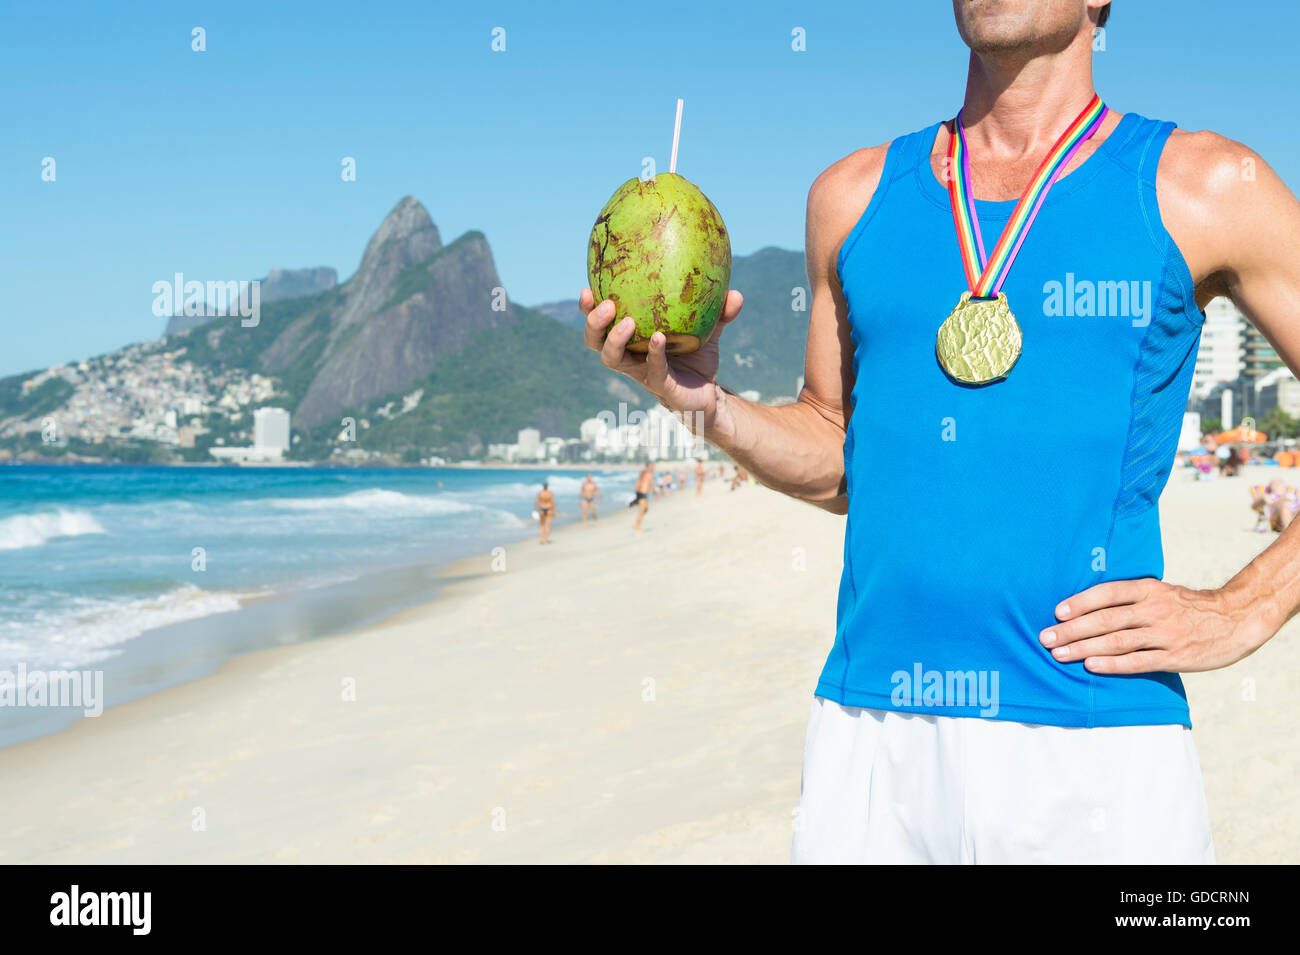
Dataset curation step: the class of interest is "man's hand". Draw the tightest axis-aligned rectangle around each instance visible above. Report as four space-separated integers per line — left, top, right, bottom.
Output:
1039 579 1272 674
579 287 743 433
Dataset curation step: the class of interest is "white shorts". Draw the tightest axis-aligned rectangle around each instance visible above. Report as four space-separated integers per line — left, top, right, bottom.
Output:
792 697 1215 864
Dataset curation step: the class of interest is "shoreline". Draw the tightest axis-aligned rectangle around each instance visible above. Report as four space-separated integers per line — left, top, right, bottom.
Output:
0 458 705 471
0 467 1295 862
0 462 663 748
0 471 635 749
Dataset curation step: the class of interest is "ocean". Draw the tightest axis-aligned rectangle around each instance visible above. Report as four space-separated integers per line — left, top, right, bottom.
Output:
0 463 638 745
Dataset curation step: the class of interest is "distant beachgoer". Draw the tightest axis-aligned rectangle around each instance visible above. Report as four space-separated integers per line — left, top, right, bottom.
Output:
1215 445 1231 475
630 462 654 533
534 482 555 544
579 473 600 524
695 460 705 495
1251 479 1299 532
1221 447 1242 477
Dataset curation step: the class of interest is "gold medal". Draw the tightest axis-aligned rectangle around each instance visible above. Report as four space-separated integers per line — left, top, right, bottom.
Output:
935 291 1021 385
940 96 1110 386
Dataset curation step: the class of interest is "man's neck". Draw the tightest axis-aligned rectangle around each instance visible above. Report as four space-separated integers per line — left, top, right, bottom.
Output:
960 45 1097 158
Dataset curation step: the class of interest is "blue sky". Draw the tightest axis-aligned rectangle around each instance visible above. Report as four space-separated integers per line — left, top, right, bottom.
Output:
2 0 1296 377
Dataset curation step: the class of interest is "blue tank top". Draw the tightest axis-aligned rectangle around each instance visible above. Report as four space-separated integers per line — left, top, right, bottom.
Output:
820 113 1203 728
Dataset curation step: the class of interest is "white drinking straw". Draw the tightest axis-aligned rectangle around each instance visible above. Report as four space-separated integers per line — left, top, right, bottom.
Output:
669 98 684 174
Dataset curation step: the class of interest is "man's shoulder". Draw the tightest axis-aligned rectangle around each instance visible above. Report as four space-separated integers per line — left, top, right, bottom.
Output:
808 141 894 215
1159 126 1262 200
806 140 901 267
1152 123 1290 291
1157 126 1276 238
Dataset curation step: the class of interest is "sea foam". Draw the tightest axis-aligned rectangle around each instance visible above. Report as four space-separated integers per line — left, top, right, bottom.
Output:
0 509 107 551
263 488 476 516
0 584 243 671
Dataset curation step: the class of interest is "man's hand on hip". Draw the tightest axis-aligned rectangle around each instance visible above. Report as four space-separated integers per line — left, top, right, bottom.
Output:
1039 578 1272 674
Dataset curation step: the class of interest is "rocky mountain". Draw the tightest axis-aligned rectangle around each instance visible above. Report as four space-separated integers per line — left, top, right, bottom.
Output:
277 198 520 427
261 266 337 303
161 197 634 456
163 266 337 337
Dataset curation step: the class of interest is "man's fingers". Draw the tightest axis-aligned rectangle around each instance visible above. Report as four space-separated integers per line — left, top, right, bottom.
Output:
1054 578 1156 621
645 331 671 394
584 299 617 351
704 291 743 347
1082 648 1175 675
579 287 595 314
1046 627 1164 662
719 289 744 324
1041 604 1148 647
601 315 638 368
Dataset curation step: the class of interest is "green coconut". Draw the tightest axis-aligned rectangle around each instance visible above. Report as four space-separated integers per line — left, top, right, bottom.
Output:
587 172 731 355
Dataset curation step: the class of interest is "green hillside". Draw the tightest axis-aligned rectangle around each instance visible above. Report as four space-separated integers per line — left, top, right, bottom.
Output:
175 287 344 410
718 246 810 399
333 307 637 459
0 374 74 421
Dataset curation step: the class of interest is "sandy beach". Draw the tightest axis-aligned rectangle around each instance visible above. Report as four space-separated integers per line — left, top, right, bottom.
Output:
1 465 1296 864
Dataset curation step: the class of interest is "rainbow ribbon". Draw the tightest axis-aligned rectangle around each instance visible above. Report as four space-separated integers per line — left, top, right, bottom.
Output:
948 95 1109 298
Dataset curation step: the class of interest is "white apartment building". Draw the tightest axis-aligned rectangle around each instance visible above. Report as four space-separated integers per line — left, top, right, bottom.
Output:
253 407 291 454
1191 297 1243 400
516 428 541 458
1255 367 1300 419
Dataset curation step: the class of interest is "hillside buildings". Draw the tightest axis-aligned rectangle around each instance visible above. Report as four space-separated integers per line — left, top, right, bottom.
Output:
487 404 711 464
1 340 279 450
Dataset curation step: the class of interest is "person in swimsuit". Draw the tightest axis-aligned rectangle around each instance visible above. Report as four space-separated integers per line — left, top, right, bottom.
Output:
579 473 600 524
580 0 1300 863
630 463 653 534
1251 479 1299 532
695 459 705 496
534 482 555 544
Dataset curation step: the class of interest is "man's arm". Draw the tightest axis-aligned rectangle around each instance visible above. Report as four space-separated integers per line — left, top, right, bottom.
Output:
1043 131 1300 673
580 144 889 513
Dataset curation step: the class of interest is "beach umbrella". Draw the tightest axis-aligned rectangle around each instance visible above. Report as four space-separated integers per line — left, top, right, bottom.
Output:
1216 427 1267 444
